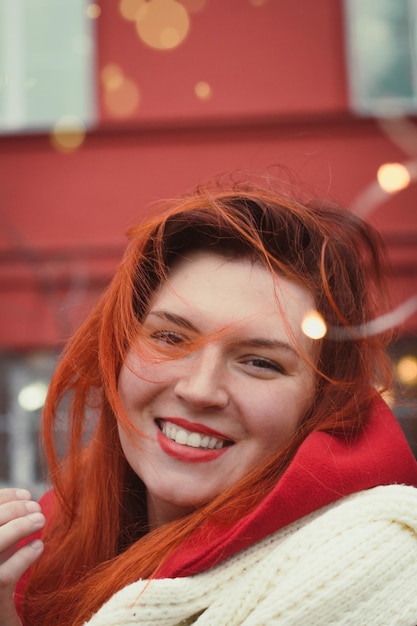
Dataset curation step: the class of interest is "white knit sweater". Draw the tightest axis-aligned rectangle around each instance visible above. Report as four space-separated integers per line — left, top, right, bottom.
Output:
85 485 417 625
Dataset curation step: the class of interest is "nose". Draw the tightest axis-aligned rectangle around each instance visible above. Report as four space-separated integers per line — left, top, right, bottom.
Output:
174 345 229 410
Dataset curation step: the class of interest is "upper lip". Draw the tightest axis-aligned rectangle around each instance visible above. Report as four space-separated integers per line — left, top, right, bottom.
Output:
156 417 233 441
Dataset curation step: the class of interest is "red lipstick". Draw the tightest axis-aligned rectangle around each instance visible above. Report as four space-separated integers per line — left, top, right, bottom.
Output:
156 429 229 463
159 417 231 440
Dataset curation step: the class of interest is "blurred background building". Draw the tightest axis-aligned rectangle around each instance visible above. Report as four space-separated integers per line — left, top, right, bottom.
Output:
0 0 416 496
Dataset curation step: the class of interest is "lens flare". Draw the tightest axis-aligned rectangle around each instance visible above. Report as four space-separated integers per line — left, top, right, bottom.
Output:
301 310 327 340
377 163 411 193
326 295 417 340
18 382 48 412
396 356 417 386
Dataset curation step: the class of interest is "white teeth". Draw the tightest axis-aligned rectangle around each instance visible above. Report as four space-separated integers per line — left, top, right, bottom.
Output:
175 429 188 445
201 435 210 447
187 433 201 448
160 421 228 450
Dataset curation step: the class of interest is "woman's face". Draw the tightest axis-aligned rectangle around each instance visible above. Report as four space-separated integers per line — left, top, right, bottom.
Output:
117 251 316 528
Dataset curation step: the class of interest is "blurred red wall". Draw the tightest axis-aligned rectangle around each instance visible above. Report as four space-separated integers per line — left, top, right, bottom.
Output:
0 0 416 349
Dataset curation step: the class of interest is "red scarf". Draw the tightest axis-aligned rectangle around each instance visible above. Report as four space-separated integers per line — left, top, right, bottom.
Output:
155 398 417 577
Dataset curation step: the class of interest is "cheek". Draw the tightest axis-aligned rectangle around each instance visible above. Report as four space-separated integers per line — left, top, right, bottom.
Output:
117 366 137 409
247 379 314 439
119 351 180 392
118 357 159 404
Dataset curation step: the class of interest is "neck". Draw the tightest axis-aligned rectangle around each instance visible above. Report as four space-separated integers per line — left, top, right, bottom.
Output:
146 492 195 530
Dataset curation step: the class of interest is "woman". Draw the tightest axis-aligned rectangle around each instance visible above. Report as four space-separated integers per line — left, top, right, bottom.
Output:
2 176 417 625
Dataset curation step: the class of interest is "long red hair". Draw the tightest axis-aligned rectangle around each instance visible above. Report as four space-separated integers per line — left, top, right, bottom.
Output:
23 176 393 624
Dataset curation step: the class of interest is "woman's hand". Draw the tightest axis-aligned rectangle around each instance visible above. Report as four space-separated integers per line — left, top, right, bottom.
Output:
0 488 45 626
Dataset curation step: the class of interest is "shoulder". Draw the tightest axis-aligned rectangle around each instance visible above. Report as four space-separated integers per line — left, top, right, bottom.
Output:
205 485 417 624
262 484 417 568
244 484 417 624
84 486 417 625
313 483 417 538
305 482 417 527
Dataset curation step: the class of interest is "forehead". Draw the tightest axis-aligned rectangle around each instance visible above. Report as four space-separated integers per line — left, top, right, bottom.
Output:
149 252 315 344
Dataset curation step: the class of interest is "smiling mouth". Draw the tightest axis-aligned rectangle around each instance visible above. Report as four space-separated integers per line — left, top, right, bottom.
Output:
156 419 234 450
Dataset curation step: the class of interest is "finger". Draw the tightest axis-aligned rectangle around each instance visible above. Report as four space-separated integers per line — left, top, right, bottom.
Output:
0 589 23 626
0 539 44 588
0 513 45 555
0 601 22 626
0 500 41 527
0 489 32 506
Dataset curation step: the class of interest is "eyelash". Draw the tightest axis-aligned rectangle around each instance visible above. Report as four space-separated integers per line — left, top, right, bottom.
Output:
245 357 285 374
151 330 186 345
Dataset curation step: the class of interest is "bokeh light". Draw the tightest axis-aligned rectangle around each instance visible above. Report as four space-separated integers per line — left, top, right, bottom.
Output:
50 116 86 153
18 382 48 412
377 162 411 193
195 81 212 100
86 4 101 19
178 0 207 13
301 310 327 340
101 64 124 90
119 0 144 21
396 355 417 386
136 0 190 50
101 64 140 118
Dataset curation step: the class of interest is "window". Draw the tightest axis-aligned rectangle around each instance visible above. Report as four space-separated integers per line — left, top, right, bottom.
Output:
0 0 96 133
0 351 57 498
344 0 417 115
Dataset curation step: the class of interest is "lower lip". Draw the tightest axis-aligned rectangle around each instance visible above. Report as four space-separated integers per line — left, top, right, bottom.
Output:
156 428 230 463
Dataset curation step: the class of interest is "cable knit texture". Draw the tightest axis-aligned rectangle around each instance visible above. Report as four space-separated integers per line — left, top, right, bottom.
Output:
84 484 417 626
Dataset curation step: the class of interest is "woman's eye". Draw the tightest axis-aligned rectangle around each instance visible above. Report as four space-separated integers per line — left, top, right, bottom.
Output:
151 330 185 346
245 357 285 374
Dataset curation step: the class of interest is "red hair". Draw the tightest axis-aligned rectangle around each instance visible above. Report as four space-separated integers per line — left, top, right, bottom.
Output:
23 176 393 624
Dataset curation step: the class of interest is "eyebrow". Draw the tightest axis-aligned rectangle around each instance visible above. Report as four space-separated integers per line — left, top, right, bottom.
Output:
148 310 301 358
148 310 199 333
235 338 299 356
